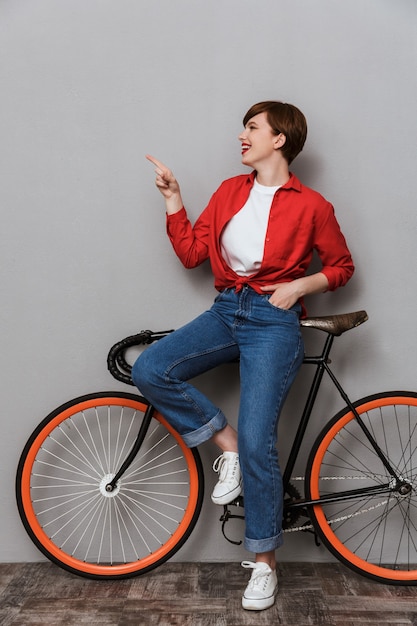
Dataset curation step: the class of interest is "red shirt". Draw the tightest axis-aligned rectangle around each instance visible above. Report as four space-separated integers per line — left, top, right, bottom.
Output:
166 171 354 313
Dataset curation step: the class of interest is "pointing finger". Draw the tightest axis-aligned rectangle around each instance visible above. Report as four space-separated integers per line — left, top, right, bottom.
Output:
146 154 167 171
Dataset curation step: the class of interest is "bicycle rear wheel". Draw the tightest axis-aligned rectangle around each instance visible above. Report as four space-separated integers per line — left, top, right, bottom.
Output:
306 391 417 584
16 392 204 579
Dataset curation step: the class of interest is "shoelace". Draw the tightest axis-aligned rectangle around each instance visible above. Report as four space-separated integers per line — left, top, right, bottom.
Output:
241 561 272 590
212 454 238 482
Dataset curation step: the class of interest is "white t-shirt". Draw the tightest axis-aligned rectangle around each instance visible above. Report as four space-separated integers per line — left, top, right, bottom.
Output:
220 179 280 276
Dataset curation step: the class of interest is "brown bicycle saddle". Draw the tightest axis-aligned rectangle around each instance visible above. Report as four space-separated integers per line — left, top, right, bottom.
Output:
300 310 368 336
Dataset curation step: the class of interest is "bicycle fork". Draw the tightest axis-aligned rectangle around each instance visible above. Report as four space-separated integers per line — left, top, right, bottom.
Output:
104 403 155 493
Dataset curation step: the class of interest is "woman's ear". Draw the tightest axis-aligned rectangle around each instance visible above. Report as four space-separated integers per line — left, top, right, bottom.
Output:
274 133 286 150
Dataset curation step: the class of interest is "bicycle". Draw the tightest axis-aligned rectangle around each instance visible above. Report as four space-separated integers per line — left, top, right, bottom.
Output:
16 310 417 585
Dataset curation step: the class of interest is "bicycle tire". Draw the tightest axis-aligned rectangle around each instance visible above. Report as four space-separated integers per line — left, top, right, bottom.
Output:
306 391 417 584
16 392 204 579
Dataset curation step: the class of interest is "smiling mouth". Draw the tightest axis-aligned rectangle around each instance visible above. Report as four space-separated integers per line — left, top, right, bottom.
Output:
241 143 250 155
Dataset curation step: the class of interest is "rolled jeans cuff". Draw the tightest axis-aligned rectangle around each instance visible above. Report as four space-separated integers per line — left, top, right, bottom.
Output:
244 530 284 553
181 409 228 448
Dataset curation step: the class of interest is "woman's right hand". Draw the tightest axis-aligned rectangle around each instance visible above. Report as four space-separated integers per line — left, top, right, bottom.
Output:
146 154 180 196
146 155 183 215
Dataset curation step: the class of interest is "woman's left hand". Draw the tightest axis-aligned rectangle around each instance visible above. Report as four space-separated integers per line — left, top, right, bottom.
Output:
260 281 301 310
261 273 329 309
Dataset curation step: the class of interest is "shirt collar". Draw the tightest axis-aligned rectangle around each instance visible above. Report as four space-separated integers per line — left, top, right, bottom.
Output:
246 170 302 192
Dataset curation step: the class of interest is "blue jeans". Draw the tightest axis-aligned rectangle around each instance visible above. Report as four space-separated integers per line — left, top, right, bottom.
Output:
131 287 304 553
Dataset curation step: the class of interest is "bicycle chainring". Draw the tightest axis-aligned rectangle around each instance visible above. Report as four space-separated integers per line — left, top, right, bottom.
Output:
282 482 303 530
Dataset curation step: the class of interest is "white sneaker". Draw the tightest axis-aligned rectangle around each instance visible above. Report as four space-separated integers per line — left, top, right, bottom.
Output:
211 451 242 505
241 561 278 611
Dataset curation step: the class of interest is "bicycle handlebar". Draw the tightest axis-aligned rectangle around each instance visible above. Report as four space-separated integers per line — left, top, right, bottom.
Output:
107 330 174 385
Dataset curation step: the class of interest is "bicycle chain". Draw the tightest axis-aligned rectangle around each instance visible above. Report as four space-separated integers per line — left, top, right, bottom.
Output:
283 476 389 534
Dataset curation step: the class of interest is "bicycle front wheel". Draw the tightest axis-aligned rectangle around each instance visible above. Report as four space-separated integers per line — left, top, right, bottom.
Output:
16 392 204 579
306 391 417 584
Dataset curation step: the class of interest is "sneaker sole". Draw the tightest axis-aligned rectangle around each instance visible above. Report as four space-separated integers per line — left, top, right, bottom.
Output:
242 592 276 611
210 484 242 505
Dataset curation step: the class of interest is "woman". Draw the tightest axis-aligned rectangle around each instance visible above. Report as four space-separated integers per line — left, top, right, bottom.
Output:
132 101 354 611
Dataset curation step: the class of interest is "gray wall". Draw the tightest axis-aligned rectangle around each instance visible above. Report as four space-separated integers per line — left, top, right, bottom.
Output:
1 0 416 564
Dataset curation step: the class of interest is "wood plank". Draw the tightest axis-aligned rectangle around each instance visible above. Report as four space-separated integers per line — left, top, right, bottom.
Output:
1 562 417 625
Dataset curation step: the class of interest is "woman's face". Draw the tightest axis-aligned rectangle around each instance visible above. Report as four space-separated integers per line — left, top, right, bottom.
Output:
238 112 283 168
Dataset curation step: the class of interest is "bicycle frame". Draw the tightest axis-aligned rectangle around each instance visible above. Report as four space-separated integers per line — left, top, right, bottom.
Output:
105 328 404 509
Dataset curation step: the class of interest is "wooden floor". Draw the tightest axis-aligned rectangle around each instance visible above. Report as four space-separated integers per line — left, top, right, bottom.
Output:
1 561 417 625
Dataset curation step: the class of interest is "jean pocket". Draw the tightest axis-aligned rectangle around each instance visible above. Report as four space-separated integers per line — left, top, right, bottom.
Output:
262 295 301 319
214 288 233 303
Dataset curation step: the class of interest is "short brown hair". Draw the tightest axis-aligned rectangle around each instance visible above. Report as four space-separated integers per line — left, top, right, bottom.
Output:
243 101 307 164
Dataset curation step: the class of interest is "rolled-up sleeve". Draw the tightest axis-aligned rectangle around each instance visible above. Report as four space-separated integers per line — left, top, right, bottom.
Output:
166 207 210 269
314 203 354 291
